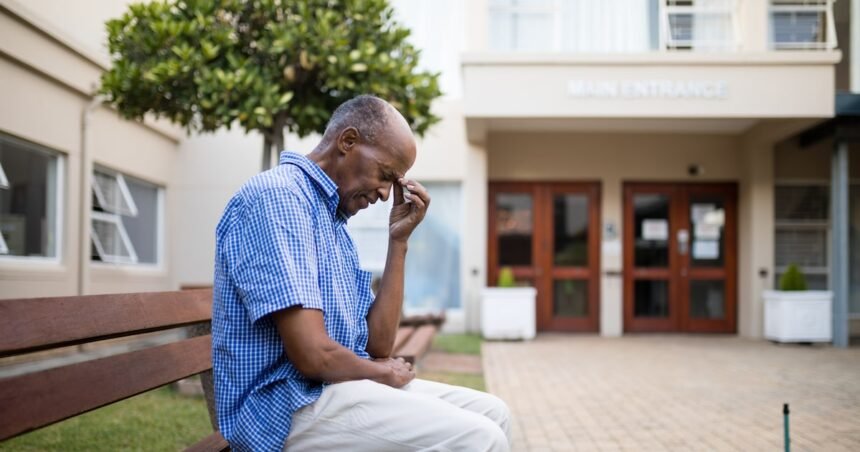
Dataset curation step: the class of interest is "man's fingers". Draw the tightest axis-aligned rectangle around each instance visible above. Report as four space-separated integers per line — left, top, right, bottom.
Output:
403 180 430 207
392 179 405 206
407 192 426 211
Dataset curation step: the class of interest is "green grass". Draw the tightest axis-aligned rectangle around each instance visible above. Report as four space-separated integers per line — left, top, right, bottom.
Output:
0 387 212 452
424 333 487 391
431 333 483 355
421 371 486 392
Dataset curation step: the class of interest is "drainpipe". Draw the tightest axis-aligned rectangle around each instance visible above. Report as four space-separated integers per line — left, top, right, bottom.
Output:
77 94 103 296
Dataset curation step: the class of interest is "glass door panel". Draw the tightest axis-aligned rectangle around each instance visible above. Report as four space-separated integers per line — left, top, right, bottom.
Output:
689 280 725 319
633 194 670 268
634 279 670 318
689 197 725 268
496 193 533 267
553 279 589 317
553 194 588 266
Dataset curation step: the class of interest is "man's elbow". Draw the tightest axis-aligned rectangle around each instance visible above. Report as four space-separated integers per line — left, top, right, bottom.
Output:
290 345 337 380
365 339 394 359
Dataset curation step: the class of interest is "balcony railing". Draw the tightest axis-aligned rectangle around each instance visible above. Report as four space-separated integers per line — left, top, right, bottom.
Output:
661 0 739 51
488 0 837 53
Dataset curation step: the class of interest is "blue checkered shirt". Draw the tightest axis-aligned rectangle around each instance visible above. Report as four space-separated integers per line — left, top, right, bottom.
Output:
212 151 375 451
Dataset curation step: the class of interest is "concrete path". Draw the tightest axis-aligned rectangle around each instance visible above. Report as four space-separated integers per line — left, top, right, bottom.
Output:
483 335 860 451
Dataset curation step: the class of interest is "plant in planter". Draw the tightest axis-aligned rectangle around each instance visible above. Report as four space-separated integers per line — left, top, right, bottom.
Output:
480 266 537 340
763 264 833 343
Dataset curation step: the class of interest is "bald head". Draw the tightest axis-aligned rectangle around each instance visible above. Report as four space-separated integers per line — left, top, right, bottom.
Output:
322 95 413 153
311 95 417 217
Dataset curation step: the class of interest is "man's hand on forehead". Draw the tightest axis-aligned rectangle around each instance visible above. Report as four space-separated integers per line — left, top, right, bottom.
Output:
389 177 430 243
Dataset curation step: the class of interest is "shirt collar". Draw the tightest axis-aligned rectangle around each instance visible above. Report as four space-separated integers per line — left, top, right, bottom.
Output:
278 151 343 220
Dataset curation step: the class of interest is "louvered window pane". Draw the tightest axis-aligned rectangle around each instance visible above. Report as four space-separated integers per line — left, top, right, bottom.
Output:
775 229 827 267
91 212 137 264
92 171 138 217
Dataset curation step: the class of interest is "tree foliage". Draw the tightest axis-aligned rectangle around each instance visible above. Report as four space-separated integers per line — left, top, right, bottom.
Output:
100 0 442 168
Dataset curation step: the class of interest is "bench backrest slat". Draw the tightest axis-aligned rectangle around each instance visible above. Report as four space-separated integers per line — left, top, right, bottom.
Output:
0 334 213 441
395 324 437 364
0 289 213 357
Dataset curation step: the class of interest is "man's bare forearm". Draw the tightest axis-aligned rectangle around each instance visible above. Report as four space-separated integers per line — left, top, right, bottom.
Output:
365 239 408 357
272 308 413 387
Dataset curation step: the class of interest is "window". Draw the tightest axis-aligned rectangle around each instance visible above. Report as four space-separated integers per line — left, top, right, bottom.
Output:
774 184 829 290
662 0 737 51
91 168 162 265
347 182 462 311
0 134 62 259
769 0 837 50
488 0 737 53
489 0 559 52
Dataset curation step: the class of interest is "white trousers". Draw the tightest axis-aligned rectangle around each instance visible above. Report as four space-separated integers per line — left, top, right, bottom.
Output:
284 378 512 451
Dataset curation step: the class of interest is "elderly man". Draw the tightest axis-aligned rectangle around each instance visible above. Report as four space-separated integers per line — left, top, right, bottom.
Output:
212 95 511 451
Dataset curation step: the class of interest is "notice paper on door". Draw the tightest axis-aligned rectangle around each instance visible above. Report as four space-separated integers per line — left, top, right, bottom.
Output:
642 219 668 241
692 240 720 260
694 223 721 240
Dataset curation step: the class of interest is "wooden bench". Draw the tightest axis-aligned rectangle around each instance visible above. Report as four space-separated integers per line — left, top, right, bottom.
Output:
0 289 443 450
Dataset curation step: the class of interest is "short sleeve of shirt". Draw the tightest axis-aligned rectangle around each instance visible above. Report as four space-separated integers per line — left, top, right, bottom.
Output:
230 188 323 323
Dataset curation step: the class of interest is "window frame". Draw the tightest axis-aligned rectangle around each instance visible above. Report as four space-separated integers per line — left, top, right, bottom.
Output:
659 0 740 51
773 180 831 290
769 0 837 51
0 135 64 264
90 210 139 265
92 169 138 217
0 161 8 189
90 166 164 268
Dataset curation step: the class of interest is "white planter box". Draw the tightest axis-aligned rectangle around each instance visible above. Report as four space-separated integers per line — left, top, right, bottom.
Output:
763 290 833 343
481 287 537 340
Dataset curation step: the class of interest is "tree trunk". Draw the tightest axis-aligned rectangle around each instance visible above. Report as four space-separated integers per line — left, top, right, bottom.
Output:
261 116 287 171
273 113 286 163
261 135 272 171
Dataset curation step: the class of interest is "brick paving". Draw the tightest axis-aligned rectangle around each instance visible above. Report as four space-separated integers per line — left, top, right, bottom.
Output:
483 335 860 451
420 351 483 374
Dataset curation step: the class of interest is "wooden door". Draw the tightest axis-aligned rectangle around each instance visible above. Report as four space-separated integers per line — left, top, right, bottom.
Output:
489 182 601 332
623 183 737 333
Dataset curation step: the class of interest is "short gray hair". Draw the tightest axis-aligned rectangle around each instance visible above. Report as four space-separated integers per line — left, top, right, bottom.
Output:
323 95 390 145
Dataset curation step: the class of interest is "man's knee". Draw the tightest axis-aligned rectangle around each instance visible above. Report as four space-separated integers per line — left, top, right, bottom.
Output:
478 392 512 434
467 417 510 452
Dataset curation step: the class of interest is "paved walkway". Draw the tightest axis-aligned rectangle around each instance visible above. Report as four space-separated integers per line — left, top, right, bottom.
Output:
483 335 860 451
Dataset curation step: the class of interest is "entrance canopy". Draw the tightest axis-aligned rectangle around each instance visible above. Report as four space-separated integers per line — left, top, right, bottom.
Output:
462 53 839 142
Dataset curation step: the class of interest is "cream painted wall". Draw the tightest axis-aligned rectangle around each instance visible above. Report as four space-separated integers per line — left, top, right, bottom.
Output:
0 5 180 298
12 0 134 62
737 130 775 339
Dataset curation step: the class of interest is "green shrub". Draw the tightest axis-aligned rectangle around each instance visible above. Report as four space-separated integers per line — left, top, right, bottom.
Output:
779 264 808 291
497 267 516 288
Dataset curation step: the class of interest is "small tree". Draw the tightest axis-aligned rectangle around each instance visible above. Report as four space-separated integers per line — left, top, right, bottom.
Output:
100 0 442 170
779 264 808 292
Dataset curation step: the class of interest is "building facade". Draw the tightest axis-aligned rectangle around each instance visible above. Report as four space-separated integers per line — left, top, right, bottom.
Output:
0 0 183 298
2 0 858 342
